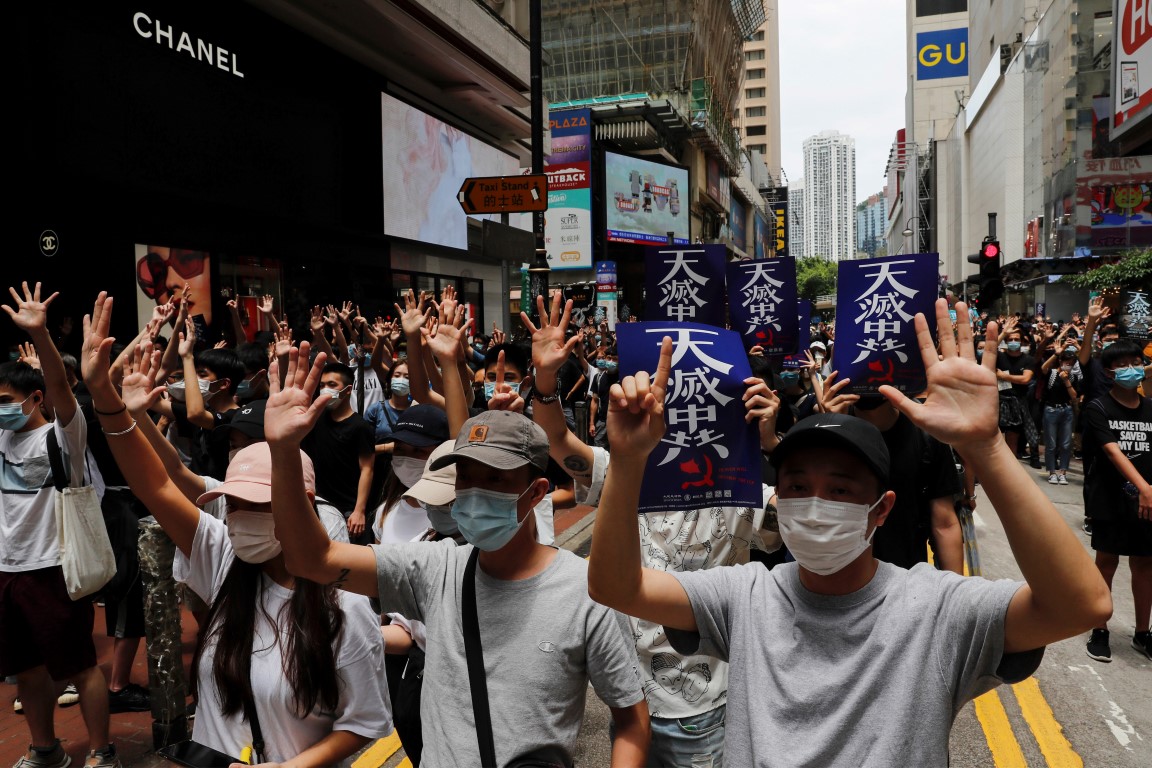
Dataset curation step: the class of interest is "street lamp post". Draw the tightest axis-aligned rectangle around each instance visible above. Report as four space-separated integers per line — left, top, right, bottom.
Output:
898 215 923 255
526 0 549 323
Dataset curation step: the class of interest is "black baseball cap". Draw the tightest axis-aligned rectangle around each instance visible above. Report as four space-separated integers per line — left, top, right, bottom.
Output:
222 399 267 441
769 413 890 487
390 404 450 447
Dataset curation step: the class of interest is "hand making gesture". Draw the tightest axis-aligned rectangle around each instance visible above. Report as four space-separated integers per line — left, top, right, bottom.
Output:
4 281 58 334
265 342 329 447
606 336 673 460
881 299 1000 453
521 294 579 384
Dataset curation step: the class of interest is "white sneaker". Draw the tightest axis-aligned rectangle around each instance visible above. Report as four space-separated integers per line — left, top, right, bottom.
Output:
1057 473 1069 485
57 684 78 707
1047 473 1059 484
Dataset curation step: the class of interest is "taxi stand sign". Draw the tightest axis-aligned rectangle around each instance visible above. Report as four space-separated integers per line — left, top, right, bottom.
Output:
458 174 549 214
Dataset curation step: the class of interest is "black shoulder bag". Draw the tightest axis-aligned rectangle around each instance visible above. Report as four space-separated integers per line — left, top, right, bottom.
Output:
242 685 265 765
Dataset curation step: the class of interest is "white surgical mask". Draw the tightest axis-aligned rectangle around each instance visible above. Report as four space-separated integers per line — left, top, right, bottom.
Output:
226 511 282 563
425 503 458 536
166 379 210 402
776 496 883 576
392 456 427 488
324 386 349 411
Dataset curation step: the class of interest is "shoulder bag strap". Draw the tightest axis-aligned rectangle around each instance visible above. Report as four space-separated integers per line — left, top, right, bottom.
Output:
242 682 265 762
462 547 497 767
45 428 68 492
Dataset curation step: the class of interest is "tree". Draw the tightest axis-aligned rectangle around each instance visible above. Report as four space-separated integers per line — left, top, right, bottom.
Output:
1064 248 1152 290
796 256 838 302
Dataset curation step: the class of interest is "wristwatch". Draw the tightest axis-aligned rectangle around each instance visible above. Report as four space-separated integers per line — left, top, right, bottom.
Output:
535 390 561 404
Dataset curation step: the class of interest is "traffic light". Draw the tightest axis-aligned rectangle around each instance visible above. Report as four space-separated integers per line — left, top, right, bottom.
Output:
966 237 1003 306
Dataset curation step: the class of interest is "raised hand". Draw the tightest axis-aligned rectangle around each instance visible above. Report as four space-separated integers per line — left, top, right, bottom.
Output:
80 292 116 394
1087 295 1111 323
17 342 40 370
339 301 355 325
3 281 58 333
178 317 197 359
394 289 431 337
606 336 673 460
259 294 276 317
310 306 326 334
881 299 1000 453
265 342 328 446
152 299 177 327
122 343 167 413
521 294 578 380
486 350 527 413
421 313 469 362
815 370 858 415
436 284 460 325
742 376 781 449
491 321 506 347
274 323 294 358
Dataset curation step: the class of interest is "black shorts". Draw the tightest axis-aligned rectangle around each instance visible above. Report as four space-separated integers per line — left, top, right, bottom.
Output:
0 566 97 680
104 569 145 639
1091 517 1152 557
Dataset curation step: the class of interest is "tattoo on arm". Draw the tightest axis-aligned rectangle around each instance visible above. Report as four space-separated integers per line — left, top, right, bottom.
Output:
563 455 590 473
327 568 351 589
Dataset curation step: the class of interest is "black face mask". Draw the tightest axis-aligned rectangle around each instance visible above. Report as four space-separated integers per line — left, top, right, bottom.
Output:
854 395 888 411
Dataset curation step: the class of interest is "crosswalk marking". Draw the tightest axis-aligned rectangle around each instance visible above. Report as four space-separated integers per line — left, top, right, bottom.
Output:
353 730 403 768
974 689 1028 766
1013 677 1084 767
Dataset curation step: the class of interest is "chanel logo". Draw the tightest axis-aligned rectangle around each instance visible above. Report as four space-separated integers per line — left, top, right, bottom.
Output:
39 230 59 257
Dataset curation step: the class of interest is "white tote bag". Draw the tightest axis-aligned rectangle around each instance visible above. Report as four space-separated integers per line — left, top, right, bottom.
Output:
48 431 116 600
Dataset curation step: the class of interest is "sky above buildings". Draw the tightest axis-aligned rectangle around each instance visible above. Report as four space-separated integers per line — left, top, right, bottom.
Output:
778 0 906 202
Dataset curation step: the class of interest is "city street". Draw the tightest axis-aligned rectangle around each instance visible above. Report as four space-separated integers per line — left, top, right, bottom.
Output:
566 455 1152 767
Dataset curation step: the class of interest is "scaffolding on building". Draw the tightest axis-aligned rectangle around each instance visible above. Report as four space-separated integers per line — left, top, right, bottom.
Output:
884 138 933 254
542 0 764 172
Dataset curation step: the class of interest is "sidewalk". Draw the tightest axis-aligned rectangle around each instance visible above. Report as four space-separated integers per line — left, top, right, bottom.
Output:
1 503 600 768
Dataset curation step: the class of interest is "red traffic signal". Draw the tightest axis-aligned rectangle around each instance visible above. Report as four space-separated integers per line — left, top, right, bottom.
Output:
981 241 1000 259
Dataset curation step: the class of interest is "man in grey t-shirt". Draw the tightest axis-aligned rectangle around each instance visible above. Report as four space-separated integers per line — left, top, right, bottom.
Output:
264 348 648 767
588 300 1112 766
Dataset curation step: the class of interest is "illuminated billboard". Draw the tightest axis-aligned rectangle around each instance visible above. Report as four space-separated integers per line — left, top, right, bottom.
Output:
1113 0 1152 140
604 151 689 245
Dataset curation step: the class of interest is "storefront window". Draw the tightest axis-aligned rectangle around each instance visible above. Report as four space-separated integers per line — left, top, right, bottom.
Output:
219 255 284 343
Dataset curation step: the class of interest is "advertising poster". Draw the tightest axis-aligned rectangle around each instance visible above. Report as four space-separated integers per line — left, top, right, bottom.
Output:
1122 290 1151 340
753 211 771 260
604 151 689 245
563 283 597 327
727 258 799 353
835 253 940 394
644 245 727 327
617 322 763 514
915 28 968 81
730 196 747 253
381 93 522 250
1113 1 1152 140
771 199 789 258
545 109 593 270
133 244 215 345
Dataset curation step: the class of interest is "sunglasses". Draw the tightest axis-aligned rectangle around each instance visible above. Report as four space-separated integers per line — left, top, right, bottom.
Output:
136 250 208 299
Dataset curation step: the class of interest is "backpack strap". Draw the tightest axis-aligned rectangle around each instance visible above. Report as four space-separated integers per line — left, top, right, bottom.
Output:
45 428 68 491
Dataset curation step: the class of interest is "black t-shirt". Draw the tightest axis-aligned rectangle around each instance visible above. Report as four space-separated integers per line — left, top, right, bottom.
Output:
1080 356 1112 403
590 369 619 425
556 359 585 408
872 414 962 569
1042 364 1083 406
1082 394 1152 522
302 412 375 512
996 353 1039 398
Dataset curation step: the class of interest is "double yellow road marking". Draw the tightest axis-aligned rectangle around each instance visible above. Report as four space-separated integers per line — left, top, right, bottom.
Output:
353 730 411 768
973 677 1083 767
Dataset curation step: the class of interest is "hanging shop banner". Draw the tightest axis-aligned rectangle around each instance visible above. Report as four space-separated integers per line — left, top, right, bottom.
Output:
771 199 789 258
544 108 593 269
1122 290 1151 340
644 244 727 327
726 258 798 353
617 322 763 514
563 283 597 327
835 253 940 394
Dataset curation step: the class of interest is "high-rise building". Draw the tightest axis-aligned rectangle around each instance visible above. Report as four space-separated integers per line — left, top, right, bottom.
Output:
735 1 782 181
802 131 856 260
789 178 806 259
856 192 888 258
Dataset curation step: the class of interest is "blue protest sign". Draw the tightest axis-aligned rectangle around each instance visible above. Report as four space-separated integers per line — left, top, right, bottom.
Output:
644 244 727 327
835 253 939 394
780 299 813 369
727 258 799 353
617 322 763 514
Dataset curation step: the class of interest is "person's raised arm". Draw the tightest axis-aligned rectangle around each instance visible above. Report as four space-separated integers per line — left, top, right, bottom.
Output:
881 300 1111 653
395 289 434 402
122 343 208 502
587 337 698 632
225 299 246 347
309 306 335 362
1079 297 1110 367
421 315 470 436
522 295 594 484
79 294 201 556
157 284 191 381
265 343 379 596
4 282 77 426
178 317 216 430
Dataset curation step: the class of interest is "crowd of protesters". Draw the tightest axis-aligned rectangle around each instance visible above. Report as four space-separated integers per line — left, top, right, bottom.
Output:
0 276 1147 768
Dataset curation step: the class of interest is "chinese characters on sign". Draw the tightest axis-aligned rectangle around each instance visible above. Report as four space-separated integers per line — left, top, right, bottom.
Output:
835 253 939 394
1123 290 1151 340
726 258 798 352
644 244 727 327
617 323 763 514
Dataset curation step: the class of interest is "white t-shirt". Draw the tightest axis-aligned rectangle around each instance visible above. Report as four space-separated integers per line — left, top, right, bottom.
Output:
350 368 384 414
175 513 392 764
0 415 88 572
577 446 773 720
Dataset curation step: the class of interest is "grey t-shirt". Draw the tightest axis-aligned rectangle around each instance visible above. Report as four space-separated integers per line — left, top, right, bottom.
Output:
668 561 1042 767
372 540 642 767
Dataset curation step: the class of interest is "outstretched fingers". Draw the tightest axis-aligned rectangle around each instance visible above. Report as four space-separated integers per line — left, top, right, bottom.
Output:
650 336 673 408
935 299 957 358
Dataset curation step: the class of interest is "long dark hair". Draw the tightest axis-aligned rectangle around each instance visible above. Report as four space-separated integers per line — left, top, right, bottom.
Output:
190 559 344 718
